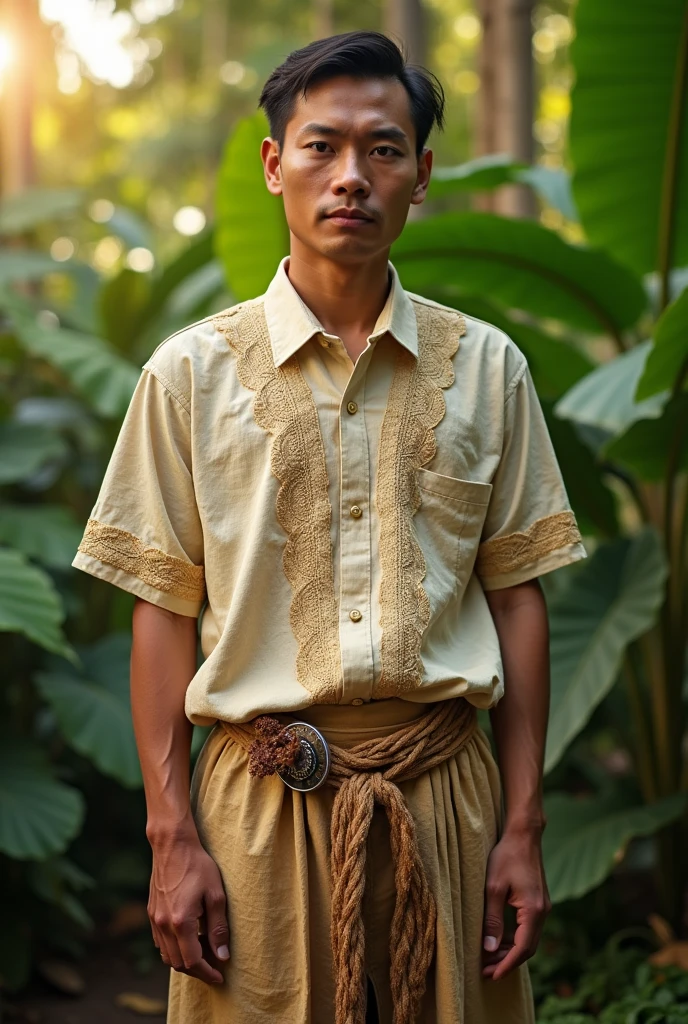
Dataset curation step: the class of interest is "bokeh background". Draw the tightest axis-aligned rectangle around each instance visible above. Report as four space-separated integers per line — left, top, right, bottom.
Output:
1 0 687 1019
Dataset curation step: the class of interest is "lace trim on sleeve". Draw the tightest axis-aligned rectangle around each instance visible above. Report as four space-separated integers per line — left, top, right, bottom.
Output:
476 510 582 578
78 518 206 602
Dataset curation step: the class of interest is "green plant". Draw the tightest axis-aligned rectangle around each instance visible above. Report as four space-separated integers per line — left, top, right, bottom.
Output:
0 187 227 989
534 936 688 1022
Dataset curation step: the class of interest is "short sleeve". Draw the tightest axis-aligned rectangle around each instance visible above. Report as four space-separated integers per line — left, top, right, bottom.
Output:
72 367 205 617
475 359 587 591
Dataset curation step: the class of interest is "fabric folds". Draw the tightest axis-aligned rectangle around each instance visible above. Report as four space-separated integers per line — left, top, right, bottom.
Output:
166 699 535 1024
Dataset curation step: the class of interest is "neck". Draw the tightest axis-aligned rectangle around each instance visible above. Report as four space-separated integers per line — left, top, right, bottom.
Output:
285 241 392 344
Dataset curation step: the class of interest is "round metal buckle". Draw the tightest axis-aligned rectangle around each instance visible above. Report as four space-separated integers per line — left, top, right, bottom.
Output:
277 722 330 792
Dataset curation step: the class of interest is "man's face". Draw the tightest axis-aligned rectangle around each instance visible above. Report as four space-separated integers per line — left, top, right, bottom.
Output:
261 75 432 263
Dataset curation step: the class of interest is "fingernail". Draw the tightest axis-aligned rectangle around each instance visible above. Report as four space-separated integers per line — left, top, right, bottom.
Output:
217 945 230 960
484 936 498 952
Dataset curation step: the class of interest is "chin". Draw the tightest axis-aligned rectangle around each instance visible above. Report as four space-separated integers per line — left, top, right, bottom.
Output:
312 234 385 263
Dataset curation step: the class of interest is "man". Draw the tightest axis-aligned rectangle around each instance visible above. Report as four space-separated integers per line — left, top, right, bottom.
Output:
73 31 586 1024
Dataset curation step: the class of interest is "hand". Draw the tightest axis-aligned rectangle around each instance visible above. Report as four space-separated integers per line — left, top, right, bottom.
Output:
481 827 551 981
148 831 230 985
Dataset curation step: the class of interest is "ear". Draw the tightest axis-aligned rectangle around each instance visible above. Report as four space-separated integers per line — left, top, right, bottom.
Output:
410 148 433 206
261 137 282 196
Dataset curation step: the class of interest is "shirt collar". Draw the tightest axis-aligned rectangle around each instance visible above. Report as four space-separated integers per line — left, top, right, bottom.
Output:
263 256 418 367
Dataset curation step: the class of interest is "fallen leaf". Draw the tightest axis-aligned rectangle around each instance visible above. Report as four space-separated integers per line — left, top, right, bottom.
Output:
648 912 675 946
108 901 150 937
115 992 167 1016
648 942 688 971
37 959 85 995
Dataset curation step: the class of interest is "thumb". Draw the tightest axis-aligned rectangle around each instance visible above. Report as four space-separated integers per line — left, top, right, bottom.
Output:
483 880 506 953
204 889 230 961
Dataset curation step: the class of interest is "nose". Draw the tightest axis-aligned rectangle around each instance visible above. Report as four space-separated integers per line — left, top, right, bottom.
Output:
330 150 370 198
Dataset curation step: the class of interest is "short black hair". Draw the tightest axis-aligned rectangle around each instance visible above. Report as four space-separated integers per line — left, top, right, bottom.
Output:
259 31 445 155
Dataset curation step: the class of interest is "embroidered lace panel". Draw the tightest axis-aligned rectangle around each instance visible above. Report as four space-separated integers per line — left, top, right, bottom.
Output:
78 518 206 602
374 301 465 697
212 303 341 703
476 510 582 578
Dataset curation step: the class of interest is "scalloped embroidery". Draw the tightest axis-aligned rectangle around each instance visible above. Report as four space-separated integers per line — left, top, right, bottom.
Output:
78 518 206 603
477 510 582 578
212 304 341 703
374 302 465 697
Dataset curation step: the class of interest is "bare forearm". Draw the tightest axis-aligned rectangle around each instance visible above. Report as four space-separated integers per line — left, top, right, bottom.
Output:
131 597 199 843
487 579 550 835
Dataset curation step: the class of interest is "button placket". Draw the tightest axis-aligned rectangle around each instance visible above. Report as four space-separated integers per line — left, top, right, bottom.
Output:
337 354 375 704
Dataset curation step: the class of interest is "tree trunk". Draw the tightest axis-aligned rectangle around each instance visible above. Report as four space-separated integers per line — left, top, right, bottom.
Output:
475 0 535 217
313 0 334 39
383 0 426 66
0 0 36 199
202 0 229 78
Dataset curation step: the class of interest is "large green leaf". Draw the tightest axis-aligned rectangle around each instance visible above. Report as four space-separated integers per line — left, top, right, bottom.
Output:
99 267 153 353
35 634 142 788
604 393 688 481
105 206 153 251
0 548 74 658
29 858 94 930
545 528 668 773
1 288 139 417
0 250 66 284
215 112 289 300
569 0 688 277
0 736 84 860
0 188 84 235
544 408 618 537
0 423 69 485
554 342 669 436
543 791 687 903
636 286 688 399
429 158 578 220
428 155 524 199
0 504 83 569
392 212 646 335
445 293 594 399
142 228 216 333
517 166 578 222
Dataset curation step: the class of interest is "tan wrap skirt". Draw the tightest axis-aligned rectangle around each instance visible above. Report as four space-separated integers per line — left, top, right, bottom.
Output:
167 698 536 1024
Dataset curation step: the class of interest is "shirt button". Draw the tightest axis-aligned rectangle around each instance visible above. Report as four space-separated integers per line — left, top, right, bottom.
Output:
350 504 363 519
346 401 358 415
351 698 364 706
349 609 362 622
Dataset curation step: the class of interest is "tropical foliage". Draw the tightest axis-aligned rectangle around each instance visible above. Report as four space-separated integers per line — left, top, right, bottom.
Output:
0 0 686 997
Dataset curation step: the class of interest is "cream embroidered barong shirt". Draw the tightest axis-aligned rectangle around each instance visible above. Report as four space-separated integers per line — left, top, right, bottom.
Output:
73 258 586 725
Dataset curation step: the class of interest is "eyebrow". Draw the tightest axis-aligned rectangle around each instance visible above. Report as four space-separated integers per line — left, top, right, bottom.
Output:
297 122 409 144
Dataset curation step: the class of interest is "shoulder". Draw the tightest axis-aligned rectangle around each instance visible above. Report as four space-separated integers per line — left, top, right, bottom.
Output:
142 297 266 408
408 291 527 396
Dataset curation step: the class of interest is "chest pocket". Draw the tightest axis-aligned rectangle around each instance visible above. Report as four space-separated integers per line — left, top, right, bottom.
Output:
414 467 493 611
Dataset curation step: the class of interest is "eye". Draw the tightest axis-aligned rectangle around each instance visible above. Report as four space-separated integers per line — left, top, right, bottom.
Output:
372 146 401 157
308 141 332 153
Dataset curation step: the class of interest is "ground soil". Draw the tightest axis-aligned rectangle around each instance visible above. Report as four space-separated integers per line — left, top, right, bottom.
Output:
3 939 170 1024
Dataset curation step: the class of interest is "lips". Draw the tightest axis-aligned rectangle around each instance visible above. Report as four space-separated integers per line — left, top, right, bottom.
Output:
325 208 374 222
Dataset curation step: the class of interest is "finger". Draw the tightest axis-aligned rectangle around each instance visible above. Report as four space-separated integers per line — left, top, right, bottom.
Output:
482 946 511 978
489 913 539 981
152 908 186 972
176 921 224 985
482 877 508 956
204 888 230 963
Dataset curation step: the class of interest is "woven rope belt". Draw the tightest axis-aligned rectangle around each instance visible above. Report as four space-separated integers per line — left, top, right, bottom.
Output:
221 697 478 1024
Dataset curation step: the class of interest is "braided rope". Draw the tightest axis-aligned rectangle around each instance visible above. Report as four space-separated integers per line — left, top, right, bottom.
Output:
222 698 478 1024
